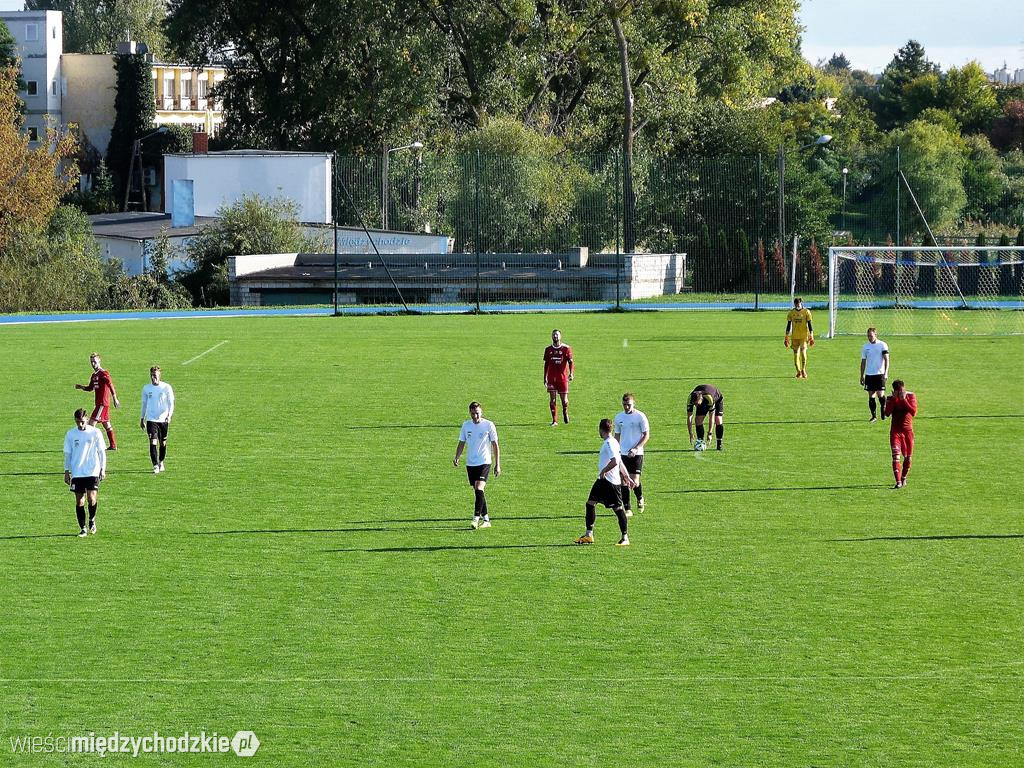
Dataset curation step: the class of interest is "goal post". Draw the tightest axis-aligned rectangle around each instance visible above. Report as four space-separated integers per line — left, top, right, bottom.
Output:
826 246 1024 337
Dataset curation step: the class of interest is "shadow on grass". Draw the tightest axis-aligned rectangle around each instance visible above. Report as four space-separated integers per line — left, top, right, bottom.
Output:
192 527 390 536
738 414 1024 426
346 423 538 430
326 543 580 554
346 514 589 524
0 450 62 455
0 470 155 477
831 533 1024 542
663 484 883 494
0 532 79 540
631 376 792 381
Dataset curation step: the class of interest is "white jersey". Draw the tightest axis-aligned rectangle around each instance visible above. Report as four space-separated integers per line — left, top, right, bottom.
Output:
141 381 175 422
861 340 890 375
598 436 625 485
459 419 498 466
614 409 650 455
63 425 106 478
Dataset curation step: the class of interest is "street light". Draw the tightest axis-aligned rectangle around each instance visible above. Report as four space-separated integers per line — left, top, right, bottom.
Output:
777 133 832 259
123 125 169 211
382 141 424 230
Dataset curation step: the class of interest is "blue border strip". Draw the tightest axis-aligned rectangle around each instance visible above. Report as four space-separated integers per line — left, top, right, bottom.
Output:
1 299 1021 325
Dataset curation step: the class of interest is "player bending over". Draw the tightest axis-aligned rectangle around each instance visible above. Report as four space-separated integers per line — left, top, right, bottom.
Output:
686 384 725 451
575 418 636 546
453 401 501 529
784 296 814 378
63 408 107 537
884 379 917 489
75 352 120 450
543 329 574 426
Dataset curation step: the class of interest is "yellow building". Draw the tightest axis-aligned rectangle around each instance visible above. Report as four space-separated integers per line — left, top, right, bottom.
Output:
151 62 226 136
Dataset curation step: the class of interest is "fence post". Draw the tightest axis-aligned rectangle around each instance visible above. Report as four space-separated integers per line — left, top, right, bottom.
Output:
332 150 339 316
475 150 481 313
615 150 622 310
755 153 763 310
896 145 901 246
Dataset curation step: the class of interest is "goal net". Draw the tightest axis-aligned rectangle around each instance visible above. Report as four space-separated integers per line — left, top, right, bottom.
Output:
827 246 1024 336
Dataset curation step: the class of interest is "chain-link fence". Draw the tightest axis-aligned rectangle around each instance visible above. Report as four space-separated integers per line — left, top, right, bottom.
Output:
233 148 1010 310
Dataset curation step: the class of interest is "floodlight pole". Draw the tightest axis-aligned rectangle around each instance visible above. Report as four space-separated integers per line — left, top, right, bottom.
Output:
382 141 424 230
332 150 339 316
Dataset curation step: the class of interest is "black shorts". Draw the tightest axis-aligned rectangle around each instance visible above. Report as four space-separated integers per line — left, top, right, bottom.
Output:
587 478 624 509
696 399 724 417
70 476 99 492
864 374 886 392
620 454 644 475
146 421 169 441
466 464 491 484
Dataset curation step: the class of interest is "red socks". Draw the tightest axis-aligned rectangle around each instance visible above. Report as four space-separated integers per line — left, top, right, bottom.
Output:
105 426 116 450
902 457 911 482
892 460 902 484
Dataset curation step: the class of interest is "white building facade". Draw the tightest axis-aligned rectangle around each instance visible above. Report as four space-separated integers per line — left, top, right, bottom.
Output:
1 9 63 144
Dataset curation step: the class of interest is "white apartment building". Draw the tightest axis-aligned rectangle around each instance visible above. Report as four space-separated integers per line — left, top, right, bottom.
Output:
0 9 63 144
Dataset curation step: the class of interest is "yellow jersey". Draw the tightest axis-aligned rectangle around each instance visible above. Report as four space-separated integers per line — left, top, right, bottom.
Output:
787 307 812 340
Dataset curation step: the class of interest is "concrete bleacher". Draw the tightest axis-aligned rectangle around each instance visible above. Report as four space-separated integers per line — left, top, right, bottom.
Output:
229 248 686 305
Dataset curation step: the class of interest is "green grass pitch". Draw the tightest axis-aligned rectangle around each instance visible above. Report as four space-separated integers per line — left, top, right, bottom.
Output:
1 311 1022 766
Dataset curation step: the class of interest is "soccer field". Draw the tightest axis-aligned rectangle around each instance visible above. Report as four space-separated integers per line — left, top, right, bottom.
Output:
1 311 1022 766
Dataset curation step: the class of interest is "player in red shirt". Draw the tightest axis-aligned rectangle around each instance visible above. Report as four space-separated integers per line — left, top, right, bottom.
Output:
543 329 574 426
75 352 121 450
883 379 917 488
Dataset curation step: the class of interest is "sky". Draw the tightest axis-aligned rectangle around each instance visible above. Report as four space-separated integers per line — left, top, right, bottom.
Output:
801 0 1024 74
3 0 1023 74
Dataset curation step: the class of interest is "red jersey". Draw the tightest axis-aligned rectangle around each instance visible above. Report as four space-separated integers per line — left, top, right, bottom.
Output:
543 344 573 380
86 369 115 407
885 392 917 432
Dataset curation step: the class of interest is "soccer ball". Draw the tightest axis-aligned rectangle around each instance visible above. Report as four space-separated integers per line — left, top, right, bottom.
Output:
694 439 706 452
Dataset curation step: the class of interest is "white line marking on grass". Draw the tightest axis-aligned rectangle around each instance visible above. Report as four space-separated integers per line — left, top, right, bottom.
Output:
3 663 1022 685
182 340 228 366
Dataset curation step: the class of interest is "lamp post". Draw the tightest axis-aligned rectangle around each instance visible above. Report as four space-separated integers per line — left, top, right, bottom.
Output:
123 125 169 212
381 141 424 230
841 167 848 233
777 134 832 258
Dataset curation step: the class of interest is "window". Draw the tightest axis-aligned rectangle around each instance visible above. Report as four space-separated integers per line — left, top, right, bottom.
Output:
197 79 208 99
51 80 57 96
26 81 37 96
25 23 38 41
27 127 38 141
180 78 192 98
52 25 56 39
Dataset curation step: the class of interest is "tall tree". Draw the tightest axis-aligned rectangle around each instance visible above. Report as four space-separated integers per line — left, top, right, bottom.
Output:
0 67 79 251
873 40 938 129
25 0 167 57
106 52 155 205
941 61 1001 135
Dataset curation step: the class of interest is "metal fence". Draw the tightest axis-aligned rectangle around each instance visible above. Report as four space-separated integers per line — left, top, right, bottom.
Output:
315 149 1012 310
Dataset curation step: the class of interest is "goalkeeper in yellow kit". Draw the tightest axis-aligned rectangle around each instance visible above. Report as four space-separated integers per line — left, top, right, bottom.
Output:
784 297 814 378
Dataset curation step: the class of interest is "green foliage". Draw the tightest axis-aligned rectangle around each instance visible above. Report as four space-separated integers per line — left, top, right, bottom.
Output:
873 40 939 129
0 206 109 311
0 19 24 92
890 119 967 232
962 135 1007 223
25 0 167 57
106 52 155 205
178 195 316 306
942 62 1001 134
64 158 118 214
989 100 1024 152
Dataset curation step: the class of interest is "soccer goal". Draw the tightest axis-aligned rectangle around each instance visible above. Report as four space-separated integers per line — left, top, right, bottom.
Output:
826 246 1024 337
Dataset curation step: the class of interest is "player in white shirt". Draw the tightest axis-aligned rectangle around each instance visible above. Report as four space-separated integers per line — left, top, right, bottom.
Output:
63 408 107 537
614 392 650 517
859 327 890 423
575 418 636 546
140 365 175 473
453 401 501 529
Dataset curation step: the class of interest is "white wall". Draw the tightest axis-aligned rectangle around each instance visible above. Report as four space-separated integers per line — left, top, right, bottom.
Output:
163 153 332 224
96 235 195 277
